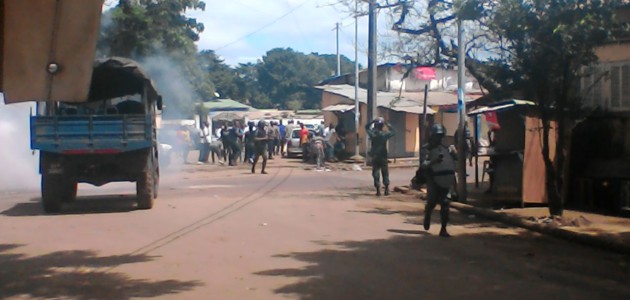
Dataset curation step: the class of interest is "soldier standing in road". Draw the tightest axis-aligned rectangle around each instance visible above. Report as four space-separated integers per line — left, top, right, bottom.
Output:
365 117 396 196
252 120 269 174
421 124 457 237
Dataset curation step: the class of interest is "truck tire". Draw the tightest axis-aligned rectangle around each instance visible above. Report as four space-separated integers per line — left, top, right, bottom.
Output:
61 180 78 203
136 154 156 209
153 167 159 199
41 175 63 213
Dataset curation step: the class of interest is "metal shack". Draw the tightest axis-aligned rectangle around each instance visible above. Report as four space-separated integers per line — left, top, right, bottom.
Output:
469 100 557 206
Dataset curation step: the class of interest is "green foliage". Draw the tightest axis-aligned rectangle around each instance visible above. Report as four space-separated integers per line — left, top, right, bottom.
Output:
98 0 211 118
386 0 628 215
98 2 358 114
256 48 338 109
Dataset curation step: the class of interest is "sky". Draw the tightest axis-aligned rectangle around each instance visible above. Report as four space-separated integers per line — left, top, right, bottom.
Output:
186 0 373 66
101 0 404 67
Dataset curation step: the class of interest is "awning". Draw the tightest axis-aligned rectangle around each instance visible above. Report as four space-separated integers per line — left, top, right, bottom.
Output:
468 99 535 115
322 104 355 112
386 105 435 115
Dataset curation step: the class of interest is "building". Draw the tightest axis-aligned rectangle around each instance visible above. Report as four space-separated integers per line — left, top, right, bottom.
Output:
569 5 630 214
318 63 482 158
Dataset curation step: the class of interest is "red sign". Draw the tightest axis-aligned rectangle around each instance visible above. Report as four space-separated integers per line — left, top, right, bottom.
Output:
414 67 436 80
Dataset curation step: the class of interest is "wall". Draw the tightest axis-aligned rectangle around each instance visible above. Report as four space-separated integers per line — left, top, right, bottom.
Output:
596 44 630 63
406 113 420 155
522 111 556 204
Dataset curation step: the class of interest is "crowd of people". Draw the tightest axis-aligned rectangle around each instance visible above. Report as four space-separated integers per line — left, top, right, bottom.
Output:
171 119 346 171
171 117 459 237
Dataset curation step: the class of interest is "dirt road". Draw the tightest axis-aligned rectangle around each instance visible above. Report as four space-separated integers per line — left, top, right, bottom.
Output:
1 159 629 299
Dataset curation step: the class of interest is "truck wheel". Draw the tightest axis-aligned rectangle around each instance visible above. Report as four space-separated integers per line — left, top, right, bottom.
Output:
136 157 155 210
153 167 159 199
61 181 78 203
41 175 62 213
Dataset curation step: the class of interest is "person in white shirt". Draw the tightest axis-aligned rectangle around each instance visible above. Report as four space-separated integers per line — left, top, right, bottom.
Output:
197 122 212 163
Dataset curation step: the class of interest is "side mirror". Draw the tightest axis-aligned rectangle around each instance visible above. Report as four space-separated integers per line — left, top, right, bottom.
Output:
157 95 163 110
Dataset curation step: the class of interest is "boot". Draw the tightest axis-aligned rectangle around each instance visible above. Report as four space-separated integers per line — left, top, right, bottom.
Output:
384 185 390 196
439 226 451 238
423 210 431 231
375 186 381 197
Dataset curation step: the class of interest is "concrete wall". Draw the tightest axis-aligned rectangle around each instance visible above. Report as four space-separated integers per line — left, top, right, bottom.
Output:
596 44 630 62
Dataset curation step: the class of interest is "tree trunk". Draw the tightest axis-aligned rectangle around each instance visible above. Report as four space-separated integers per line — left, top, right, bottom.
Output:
541 108 563 216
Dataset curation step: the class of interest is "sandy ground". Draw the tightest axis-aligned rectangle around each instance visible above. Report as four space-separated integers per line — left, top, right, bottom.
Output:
1 157 629 299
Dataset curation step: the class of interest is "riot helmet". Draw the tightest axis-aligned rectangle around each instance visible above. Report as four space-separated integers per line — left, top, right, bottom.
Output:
374 117 385 129
431 124 446 136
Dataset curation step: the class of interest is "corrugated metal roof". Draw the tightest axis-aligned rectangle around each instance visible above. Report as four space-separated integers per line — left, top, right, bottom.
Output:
202 99 256 111
468 99 535 115
316 84 474 115
389 105 435 114
322 104 356 112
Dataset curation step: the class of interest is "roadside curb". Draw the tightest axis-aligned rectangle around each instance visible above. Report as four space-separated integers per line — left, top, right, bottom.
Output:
355 163 419 170
449 201 630 256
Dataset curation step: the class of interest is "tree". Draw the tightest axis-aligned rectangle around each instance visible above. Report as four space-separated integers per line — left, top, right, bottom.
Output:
381 0 626 215
98 0 212 118
257 48 334 109
197 50 239 99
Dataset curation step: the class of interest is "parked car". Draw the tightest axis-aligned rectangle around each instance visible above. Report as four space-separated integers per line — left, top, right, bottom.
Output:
286 128 315 158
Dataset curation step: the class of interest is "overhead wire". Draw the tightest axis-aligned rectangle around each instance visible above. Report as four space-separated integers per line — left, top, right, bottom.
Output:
214 0 312 51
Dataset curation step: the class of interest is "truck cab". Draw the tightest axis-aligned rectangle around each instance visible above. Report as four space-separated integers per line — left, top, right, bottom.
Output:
31 57 162 212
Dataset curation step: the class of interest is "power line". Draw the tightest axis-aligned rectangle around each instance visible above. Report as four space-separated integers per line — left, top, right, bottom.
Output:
214 0 311 51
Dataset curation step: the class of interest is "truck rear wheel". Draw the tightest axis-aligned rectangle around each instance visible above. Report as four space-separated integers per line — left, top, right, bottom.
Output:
136 154 156 209
41 175 63 213
61 181 78 203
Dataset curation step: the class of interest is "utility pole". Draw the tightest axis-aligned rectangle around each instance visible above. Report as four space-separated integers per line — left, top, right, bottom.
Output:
456 18 467 203
353 0 361 159
335 22 341 76
367 0 377 124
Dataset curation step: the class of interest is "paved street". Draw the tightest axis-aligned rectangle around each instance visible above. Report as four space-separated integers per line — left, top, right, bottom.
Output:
1 158 629 300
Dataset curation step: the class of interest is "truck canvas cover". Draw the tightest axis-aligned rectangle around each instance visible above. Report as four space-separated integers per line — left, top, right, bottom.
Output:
1 0 104 104
89 57 159 102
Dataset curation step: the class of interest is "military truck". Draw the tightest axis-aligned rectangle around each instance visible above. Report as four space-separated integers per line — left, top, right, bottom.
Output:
30 57 163 212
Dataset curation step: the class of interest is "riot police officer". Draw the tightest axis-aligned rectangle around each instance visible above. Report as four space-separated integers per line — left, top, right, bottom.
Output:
421 124 456 237
252 120 269 174
365 117 396 196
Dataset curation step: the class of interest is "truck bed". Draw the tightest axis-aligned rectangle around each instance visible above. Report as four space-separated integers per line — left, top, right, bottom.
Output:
31 114 153 154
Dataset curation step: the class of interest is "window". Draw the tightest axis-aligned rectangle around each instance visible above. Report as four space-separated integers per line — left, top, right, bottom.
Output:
609 62 630 110
581 66 605 108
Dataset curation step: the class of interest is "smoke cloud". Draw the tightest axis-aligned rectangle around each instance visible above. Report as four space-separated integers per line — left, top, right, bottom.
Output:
141 55 198 120
0 98 39 190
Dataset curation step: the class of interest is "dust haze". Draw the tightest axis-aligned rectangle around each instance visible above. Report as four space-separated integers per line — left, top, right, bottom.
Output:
0 98 39 190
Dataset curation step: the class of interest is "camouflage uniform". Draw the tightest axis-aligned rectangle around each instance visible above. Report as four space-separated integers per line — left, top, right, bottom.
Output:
421 124 456 237
365 118 396 196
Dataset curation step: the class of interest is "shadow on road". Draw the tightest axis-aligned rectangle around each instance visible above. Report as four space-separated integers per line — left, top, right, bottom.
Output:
0 244 201 299
256 222 630 300
1 195 139 217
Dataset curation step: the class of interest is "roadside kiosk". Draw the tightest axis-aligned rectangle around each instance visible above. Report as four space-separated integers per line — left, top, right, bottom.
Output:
468 100 556 207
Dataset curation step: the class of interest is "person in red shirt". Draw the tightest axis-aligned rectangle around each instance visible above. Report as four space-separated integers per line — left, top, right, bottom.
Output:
299 123 310 162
